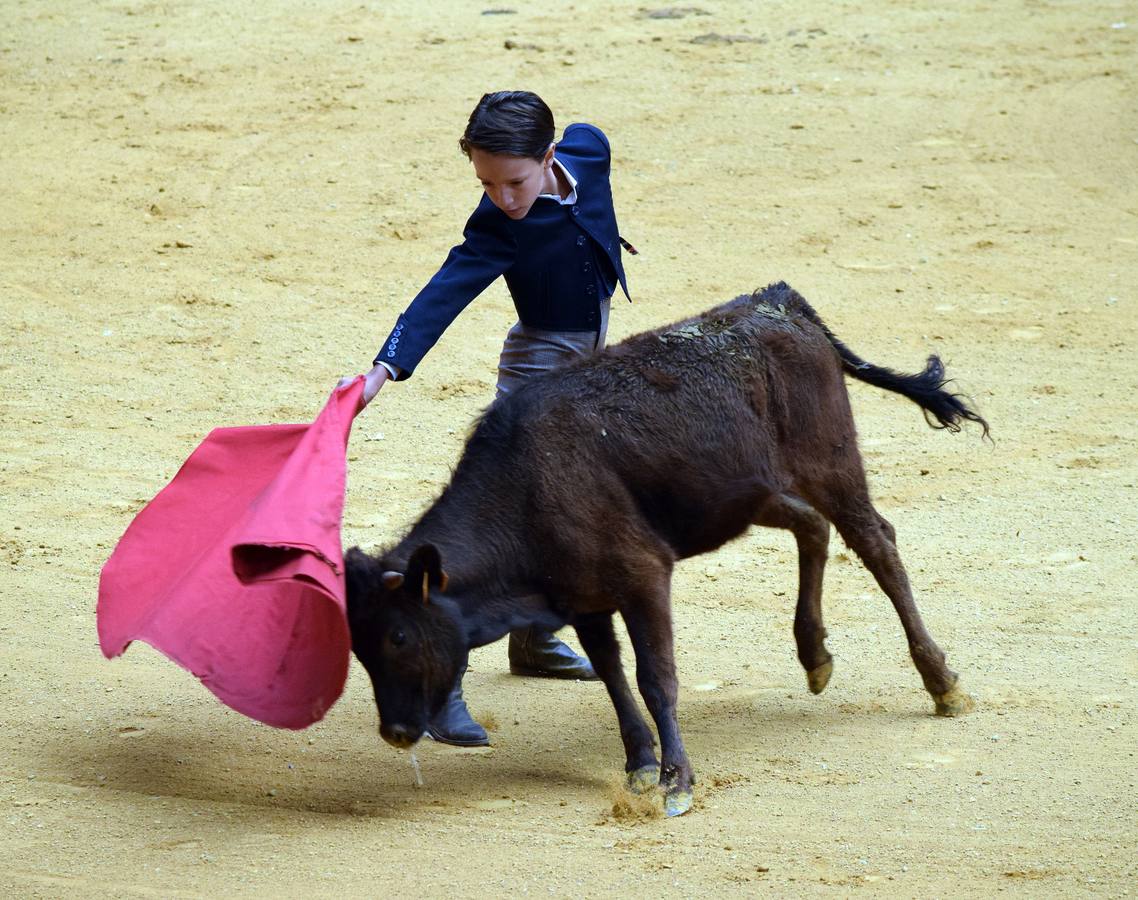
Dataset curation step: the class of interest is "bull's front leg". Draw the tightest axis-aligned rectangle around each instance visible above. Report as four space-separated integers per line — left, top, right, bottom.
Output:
621 595 694 817
573 613 659 791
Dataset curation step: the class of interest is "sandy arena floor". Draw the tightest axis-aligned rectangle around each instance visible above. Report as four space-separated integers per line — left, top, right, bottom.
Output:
2 0 1136 895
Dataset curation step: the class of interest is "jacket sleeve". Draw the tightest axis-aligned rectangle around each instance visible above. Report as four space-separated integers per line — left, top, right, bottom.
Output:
374 204 516 379
563 123 611 175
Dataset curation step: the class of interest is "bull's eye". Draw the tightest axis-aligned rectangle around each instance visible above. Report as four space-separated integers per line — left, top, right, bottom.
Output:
390 628 407 648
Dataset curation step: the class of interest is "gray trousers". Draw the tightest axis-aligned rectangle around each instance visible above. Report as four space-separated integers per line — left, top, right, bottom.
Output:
495 298 610 653
495 297 611 397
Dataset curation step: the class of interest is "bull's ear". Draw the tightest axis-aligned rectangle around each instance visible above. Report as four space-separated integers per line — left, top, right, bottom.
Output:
406 543 448 605
344 547 379 613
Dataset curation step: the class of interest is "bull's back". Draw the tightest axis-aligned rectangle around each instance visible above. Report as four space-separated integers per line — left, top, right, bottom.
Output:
503 296 853 558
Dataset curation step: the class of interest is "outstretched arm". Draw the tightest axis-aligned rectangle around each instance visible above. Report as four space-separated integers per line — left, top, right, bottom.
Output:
337 361 392 408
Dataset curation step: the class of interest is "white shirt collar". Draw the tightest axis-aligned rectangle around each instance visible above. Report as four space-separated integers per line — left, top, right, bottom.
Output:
538 157 578 206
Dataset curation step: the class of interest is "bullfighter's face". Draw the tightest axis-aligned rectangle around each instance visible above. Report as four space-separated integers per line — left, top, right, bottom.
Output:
345 546 466 748
470 144 556 220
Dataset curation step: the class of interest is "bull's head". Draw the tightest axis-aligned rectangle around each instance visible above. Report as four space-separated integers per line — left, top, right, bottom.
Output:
345 543 466 748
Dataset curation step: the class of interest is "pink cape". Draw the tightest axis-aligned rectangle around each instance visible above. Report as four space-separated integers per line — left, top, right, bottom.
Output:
97 378 366 729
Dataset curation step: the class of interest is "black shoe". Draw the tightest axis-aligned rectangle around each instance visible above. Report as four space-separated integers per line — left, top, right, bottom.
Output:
426 674 489 747
508 627 598 680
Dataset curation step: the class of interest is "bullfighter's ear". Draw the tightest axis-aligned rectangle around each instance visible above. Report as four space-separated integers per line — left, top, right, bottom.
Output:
406 544 448 605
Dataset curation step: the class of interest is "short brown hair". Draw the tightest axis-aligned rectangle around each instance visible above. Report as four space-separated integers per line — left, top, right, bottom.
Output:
459 91 555 161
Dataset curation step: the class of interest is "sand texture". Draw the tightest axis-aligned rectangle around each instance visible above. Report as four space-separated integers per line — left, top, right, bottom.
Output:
2 0 1136 895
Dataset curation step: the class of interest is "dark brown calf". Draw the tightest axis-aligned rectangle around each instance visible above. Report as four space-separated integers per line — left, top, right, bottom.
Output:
345 282 988 816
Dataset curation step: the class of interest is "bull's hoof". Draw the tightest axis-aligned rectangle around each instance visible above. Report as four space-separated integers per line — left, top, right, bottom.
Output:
934 684 976 717
806 659 834 695
664 787 694 817
626 765 660 795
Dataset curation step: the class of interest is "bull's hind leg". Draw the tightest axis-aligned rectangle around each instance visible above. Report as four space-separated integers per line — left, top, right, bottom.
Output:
825 491 974 716
573 613 659 793
755 493 834 694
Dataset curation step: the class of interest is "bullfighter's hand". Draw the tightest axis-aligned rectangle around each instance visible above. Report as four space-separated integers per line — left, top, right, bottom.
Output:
337 364 390 408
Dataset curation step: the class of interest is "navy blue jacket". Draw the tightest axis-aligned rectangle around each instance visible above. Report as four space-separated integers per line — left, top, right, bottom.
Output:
374 123 630 379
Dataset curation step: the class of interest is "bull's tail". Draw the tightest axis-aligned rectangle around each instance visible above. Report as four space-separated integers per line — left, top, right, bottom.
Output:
755 282 990 438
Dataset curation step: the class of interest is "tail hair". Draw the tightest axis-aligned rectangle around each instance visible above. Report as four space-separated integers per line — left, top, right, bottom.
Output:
754 282 991 438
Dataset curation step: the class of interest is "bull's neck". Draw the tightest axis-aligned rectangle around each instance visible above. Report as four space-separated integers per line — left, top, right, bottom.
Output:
446 587 566 650
401 457 564 647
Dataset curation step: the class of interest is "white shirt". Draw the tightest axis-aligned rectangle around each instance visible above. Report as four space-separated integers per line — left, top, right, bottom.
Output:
538 157 578 205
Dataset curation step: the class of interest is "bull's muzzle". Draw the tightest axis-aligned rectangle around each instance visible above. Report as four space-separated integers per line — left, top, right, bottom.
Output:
380 722 423 749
